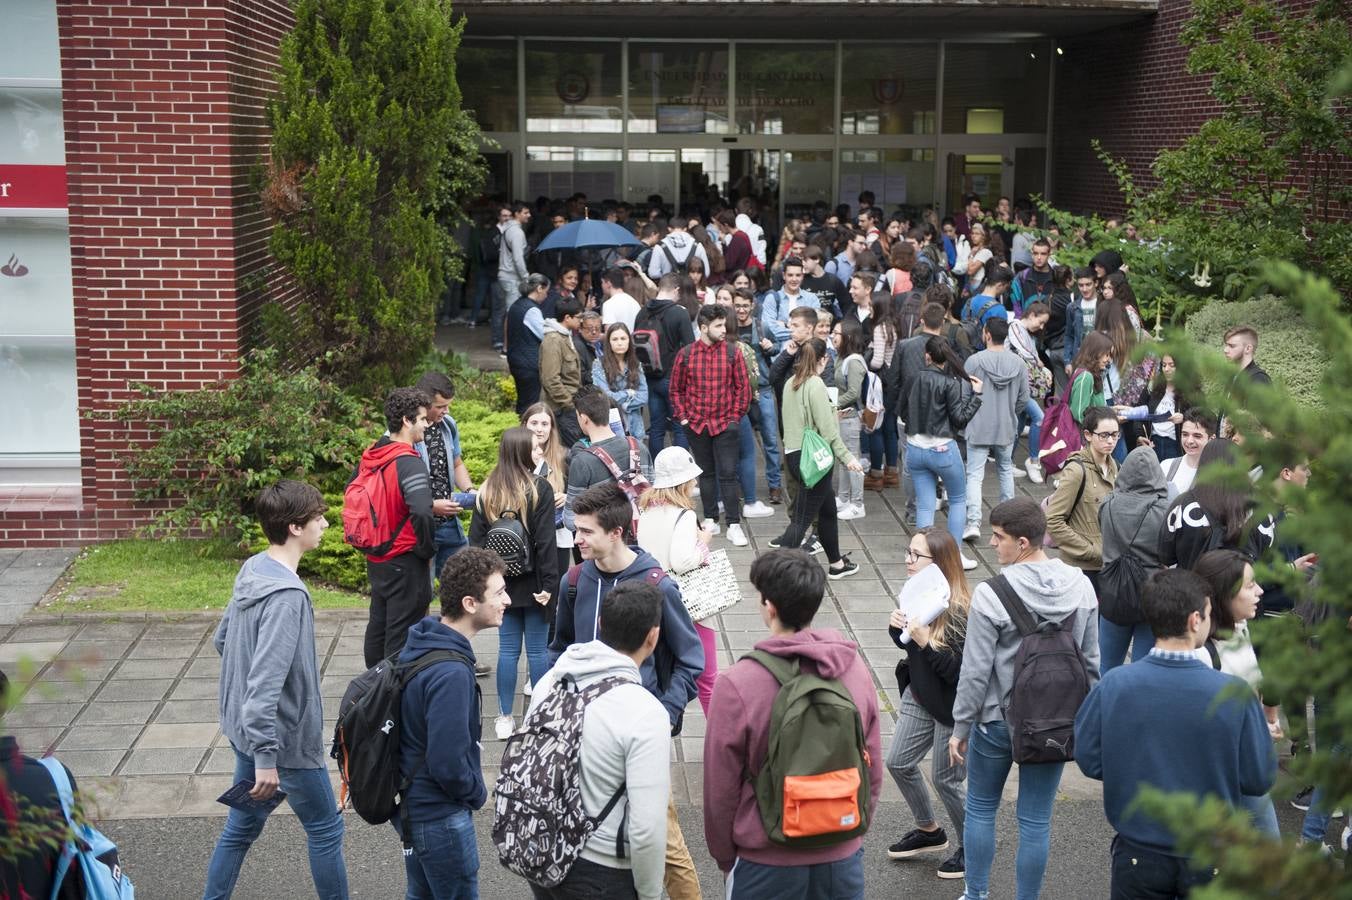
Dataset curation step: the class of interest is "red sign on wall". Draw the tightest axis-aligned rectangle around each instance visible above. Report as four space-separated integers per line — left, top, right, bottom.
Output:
0 164 69 210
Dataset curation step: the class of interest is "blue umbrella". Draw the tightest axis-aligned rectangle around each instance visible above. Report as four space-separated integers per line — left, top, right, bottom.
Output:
535 219 641 252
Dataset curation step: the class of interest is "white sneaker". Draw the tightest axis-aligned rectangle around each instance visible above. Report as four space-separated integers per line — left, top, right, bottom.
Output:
850 502 866 519
743 501 775 518
702 518 721 536
960 553 979 571
1025 458 1045 484
494 714 514 740
1012 465 1027 479
962 524 981 542
839 502 866 521
726 523 749 547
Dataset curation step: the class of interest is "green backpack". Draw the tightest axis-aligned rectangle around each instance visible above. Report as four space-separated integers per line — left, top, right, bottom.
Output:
745 650 872 848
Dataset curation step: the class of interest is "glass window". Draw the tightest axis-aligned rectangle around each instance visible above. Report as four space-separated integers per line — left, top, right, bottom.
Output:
629 43 729 135
783 150 832 222
458 40 518 133
0 1 61 81
0 88 66 165
0 216 77 459
526 146 621 201
840 44 937 136
735 44 835 135
627 150 676 207
942 42 1049 134
1014 147 1047 203
525 41 623 133
840 149 936 218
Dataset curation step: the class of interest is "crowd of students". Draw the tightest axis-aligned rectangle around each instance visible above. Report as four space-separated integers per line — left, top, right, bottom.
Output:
4 193 1345 900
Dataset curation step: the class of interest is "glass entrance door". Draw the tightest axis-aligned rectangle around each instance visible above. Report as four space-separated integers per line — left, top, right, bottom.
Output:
945 151 1004 215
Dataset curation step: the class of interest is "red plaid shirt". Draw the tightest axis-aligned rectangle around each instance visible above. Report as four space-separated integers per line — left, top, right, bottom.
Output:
669 337 751 435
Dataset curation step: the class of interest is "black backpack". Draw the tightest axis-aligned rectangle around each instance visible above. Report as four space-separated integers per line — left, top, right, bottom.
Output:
660 243 692 275
1097 505 1152 626
961 296 1002 351
478 225 501 268
986 575 1093 765
331 650 478 840
633 304 684 380
484 507 532 577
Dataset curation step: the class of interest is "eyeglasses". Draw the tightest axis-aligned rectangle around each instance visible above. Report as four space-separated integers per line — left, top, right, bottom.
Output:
904 549 932 563
1090 430 1120 440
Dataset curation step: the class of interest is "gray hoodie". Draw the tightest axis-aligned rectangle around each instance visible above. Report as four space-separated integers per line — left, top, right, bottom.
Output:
963 345 1029 446
1099 446 1169 572
498 219 529 283
214 552 324 769
951 558 1100 740
528 640 670 900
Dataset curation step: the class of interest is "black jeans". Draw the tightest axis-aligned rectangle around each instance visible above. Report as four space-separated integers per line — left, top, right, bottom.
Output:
1110 835 1215 899
364 553 432 667
777 451 841 564
556 407 583 450
512 367 541 415
530 857 637 900
687 425 742 525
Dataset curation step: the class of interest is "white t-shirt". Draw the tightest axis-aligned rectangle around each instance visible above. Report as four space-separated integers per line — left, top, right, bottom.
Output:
602 292 642 332
1195 621 1262 695
1163 454 1199 499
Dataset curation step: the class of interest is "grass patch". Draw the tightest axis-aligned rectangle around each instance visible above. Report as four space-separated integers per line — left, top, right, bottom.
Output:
45 539 367 613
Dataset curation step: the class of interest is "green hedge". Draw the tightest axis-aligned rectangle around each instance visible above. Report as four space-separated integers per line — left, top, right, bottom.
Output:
250 400 519 593
1183 296 1327 408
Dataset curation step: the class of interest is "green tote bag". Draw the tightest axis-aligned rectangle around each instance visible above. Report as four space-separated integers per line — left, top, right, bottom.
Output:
797 382 835 488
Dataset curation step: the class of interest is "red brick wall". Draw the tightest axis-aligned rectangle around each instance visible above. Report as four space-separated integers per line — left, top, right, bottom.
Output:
0 0 292 547
1052 0 1345 217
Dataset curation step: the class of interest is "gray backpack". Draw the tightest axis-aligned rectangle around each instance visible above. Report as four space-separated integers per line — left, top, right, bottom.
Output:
492 674 630 886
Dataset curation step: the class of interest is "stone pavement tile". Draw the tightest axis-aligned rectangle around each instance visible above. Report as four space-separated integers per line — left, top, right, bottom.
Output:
0 566 72 586
41 659 117 681
127 640 202 660
678 737 703 763
98 678 174 702
59 640 135 661
331 633 365 655
201 747 236 774
184 657 221 679
4 701 84 728
136 621 214 640
100 775 191 819
6 727 64 750
22 677 100 703
59 724 144 751
78 776 124 820
178 774 239 815
6 623 81 642
72 622 147 641
136 722 219 749
114 658 185 679
319 676 347 700
168 678 218 701
323 655 365 677
0 549 20 567
56 749 128 778
0 641 68 666
152 700 219 725
120 747 208 776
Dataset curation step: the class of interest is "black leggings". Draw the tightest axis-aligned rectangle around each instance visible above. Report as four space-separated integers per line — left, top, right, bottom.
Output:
776 451 841 564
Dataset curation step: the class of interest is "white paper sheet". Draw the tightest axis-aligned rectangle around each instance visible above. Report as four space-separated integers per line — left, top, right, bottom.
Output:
894 563 951 645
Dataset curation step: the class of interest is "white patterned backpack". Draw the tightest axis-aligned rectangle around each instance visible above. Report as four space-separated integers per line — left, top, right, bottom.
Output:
492 674 631 886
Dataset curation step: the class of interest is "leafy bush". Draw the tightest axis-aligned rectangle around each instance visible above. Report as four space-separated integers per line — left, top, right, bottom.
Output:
106 350 374 539
418 346 517 411
248 497 367 593
1183 296 1328 407
454 400 521 484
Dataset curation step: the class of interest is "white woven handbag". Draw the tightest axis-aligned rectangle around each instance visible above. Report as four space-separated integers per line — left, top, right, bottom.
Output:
675 550 743 622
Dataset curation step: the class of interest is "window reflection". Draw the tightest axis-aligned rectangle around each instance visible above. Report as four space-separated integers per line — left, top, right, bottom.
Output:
525 41 623 133
840 44 937 136
735 44 835 135
943 43 1049 134
629 44 729 134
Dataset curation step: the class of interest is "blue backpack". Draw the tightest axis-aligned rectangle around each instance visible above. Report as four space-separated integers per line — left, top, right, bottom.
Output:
38 756 136 899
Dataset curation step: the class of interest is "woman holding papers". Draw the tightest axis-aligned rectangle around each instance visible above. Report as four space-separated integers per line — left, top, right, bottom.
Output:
884 528 972 881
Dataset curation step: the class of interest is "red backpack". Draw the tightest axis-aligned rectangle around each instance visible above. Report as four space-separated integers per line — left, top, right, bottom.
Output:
586 437 651 538
1037 369 1085 476
342 443 416 561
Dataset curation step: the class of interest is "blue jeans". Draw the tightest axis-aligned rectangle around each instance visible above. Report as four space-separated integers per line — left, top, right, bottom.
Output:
738 414 760 503
647 375 687 455
434 520 467 583
963 720 1064 900
749 386 783 489
867 400 900 470
203 745 348 900
1098 616 1155 675
1019 399 1044 465
497 603 550 716
727 847 864 900
1238 792 1279 838
907 441 967 544
965 444 1014 529
396 808 479 900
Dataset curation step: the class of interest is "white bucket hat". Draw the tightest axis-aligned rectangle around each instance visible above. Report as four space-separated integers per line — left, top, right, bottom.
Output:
651 446 703 490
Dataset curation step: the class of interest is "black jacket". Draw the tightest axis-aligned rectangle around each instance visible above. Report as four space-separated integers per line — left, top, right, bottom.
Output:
883 332 931 413
904 366 981 439
889 627 964 726
1158 490 1276 571
468 475 561 619
635 298 694 379
1 738 84 899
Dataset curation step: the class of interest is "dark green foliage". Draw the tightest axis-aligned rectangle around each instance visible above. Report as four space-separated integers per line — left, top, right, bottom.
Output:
1146 263 1352 897
105 350 376 539
1183 296 1327 407
265 0 485 390
453 400 521 485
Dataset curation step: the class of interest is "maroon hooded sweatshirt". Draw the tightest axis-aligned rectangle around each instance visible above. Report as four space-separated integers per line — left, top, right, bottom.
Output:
702 628 884 872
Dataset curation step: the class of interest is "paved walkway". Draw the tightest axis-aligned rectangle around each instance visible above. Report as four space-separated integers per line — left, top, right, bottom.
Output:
3 456 1100 822
0 549 76 624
